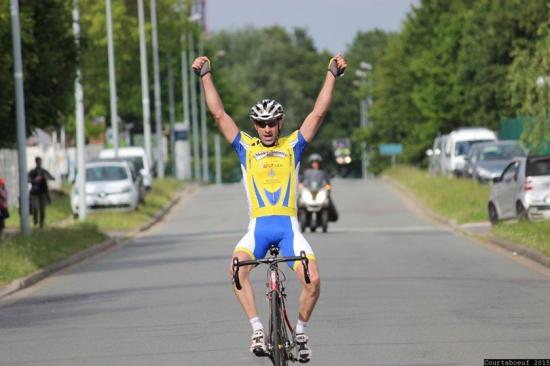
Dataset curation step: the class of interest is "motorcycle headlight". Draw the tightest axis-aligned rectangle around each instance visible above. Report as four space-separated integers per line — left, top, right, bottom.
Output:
316 190 327 204
301 190 314 205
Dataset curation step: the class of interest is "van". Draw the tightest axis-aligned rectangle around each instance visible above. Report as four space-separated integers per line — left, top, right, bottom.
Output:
99 147 152 190
426 134 448 175
442 127 497 176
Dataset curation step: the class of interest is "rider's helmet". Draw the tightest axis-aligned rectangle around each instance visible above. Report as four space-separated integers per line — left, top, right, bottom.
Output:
308 154 323 164
249 99 284 122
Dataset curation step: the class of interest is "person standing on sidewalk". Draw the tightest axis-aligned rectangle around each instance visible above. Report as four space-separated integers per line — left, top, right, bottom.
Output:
28 157 54 228
0 177 9 239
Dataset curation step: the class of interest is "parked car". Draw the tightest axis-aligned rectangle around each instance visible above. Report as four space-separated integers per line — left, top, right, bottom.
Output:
442 127 497 176
464 141 527 183
99 157 146 204
71 160 140 217
99 147 152 191
426 134 448 175
488 155 550 224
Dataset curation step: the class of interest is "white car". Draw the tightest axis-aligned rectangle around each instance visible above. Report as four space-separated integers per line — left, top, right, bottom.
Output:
488 156 550 224
442 127 497 176
99 147 152 191
71 160 140 216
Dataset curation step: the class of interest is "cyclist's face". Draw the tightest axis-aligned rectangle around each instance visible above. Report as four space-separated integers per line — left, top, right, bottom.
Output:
254 118 282 146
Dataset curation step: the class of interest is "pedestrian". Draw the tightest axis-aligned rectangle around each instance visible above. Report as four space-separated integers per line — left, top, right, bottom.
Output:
28 157 54 228
0 176 9 239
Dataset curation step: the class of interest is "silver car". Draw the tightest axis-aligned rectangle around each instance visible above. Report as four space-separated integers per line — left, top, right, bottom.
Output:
488 155 550 224
71 160 140 217
464 141 526 183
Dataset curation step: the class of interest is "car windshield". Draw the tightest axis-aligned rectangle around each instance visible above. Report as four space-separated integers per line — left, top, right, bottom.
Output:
526 158 550 177
86 166 128 182
479 144 526 161
455 140 494 156
122 157 144 171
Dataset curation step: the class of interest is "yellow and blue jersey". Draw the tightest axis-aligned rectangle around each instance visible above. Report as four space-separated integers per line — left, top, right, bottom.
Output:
232 130 308 219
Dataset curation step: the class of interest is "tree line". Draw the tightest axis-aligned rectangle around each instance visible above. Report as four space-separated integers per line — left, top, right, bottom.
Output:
1 0 549 178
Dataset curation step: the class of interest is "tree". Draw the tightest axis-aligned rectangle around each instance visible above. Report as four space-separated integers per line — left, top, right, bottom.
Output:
508 11 550 153
0 0 77 147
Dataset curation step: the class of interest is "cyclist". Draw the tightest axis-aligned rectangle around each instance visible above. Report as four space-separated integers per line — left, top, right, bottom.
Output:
192 53 347 363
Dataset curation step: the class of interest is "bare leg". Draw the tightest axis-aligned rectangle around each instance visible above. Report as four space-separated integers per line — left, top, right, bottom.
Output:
229 251 259 320
295 260 321 322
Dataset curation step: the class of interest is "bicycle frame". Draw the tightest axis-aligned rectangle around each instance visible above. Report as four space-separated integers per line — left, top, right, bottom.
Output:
232 247 310 365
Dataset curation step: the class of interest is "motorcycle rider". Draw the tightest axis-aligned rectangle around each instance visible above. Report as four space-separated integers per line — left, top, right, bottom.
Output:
302 154 330 188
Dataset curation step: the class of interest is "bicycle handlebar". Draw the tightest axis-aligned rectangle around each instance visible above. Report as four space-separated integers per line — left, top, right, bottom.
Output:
232 251 310 290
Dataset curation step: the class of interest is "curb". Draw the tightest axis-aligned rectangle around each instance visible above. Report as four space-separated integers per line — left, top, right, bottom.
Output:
382 175 550 269
0 184 198 301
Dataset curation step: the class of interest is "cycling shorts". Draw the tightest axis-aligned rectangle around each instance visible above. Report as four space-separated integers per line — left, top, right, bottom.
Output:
233 215 315 270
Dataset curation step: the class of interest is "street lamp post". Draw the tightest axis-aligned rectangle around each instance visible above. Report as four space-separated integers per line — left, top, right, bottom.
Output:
151 0 164 178
355 62 372 179
137 0 153 174
10 0 30 235
105 0 119 157
73 0 87 221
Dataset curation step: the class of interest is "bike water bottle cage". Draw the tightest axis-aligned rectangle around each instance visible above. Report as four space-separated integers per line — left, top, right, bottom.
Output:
327 57 345 77
195 58 211 77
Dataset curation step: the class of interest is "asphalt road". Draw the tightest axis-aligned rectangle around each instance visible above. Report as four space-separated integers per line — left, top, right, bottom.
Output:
1 178 550 366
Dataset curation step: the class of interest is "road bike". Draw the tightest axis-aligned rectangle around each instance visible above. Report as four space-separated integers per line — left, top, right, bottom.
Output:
232 246 311 365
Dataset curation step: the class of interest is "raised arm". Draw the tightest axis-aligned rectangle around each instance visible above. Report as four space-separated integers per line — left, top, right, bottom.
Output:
300 54 347 142
192 56 239 143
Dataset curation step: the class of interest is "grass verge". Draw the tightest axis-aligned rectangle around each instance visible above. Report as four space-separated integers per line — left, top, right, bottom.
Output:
492 221 550 257
85 178 183 231
0 223 106 286
384 165 490 224
7 187 73 229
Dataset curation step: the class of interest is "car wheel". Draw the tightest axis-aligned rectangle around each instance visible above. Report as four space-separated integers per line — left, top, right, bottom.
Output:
488 203 499 225
516 201 527 221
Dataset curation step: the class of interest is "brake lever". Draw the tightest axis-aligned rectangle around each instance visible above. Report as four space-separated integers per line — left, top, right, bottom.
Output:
300 251 311 284
232 257 242 290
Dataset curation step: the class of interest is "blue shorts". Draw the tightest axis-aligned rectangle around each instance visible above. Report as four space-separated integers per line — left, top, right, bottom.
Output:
233 216 315 270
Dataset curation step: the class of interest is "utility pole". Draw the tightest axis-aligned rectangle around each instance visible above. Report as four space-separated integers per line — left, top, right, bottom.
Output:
73 0 87 220
181 39 192 180
105 0 119 157
168 55 177 176
137 0 153 174
151 0 164 178
188 32 201 181
199 40 209 182
10 0 30 235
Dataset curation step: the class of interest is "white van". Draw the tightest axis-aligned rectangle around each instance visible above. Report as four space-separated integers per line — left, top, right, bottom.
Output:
99 147 152 190
442 127 497 176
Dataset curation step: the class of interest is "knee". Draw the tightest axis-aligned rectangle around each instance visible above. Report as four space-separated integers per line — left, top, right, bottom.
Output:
305 272 321 296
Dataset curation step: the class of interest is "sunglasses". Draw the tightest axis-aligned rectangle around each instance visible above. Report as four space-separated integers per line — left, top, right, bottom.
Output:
255 119 280 129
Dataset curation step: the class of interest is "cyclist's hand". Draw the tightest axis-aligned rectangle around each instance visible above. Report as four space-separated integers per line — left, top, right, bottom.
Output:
192 56 211 77
328 54 347 77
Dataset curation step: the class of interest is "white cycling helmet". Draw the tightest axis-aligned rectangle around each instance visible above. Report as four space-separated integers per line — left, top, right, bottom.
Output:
250 99 284 122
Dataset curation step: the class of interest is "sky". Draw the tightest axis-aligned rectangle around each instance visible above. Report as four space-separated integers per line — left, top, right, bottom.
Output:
206 0 420 54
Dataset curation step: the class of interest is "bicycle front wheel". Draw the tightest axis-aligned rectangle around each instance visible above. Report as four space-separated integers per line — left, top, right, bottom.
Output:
270 291 288 366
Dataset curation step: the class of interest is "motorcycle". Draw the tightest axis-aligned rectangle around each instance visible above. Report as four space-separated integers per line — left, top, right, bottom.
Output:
298 180 332 233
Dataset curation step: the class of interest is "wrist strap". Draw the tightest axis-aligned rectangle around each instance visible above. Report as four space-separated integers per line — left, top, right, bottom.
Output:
327 57 344 77
195 59 211 77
